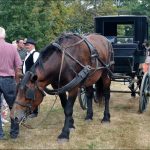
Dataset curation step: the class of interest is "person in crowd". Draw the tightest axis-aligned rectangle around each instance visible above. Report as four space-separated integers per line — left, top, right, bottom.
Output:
142 40 150 73
23 38 40 118
143 40 150 56
1 40 18 127
1 94 9 127
16 38 27 62
12 40 17 48
0 27 22 139
1 40 18 125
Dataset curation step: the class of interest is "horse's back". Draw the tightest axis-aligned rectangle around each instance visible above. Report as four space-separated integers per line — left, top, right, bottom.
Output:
86 33 109 46
86 33 112 62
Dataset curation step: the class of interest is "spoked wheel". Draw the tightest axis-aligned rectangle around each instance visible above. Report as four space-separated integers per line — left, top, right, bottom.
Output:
78 88 88 110
93 84 99 103
139 72 150 113
78 85 98 110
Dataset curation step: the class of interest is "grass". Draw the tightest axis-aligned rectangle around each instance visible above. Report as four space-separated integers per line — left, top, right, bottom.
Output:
1 82 150 149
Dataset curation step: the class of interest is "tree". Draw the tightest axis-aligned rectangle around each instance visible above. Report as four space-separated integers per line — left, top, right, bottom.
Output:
0 0 150 48
0 0 71 49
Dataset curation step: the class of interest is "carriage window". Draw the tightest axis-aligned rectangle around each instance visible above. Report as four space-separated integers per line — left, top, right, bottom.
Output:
116 24 134 44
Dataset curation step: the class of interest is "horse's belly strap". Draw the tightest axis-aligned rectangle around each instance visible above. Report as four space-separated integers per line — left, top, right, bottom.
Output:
44 65 92 95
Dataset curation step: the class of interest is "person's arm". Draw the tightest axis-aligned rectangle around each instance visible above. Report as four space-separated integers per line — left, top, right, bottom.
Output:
33 52 40 63
15 68 23 84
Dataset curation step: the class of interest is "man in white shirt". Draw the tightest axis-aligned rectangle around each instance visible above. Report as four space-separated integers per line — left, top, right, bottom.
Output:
23 38 39 74
23 38 40 118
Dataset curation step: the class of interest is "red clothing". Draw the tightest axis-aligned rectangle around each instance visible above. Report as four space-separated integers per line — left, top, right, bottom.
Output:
0 39 22 76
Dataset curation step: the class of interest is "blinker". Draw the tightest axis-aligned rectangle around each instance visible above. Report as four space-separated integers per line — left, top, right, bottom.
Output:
26 89 35 100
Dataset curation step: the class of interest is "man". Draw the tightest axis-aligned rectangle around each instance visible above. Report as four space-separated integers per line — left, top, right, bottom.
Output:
23 38 40 118
143 40 150 73
0 27 22 139
16 38 27 62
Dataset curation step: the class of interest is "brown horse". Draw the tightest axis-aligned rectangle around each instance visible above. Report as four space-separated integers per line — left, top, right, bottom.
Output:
11 33 114 141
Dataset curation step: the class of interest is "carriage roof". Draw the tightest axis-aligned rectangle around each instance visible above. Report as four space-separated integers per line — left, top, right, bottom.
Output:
94 15 148 45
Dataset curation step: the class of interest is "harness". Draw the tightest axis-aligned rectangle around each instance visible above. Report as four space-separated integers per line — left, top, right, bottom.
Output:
15 81 46 111
14 34 114 126
44 34 113 95
15 34 113 108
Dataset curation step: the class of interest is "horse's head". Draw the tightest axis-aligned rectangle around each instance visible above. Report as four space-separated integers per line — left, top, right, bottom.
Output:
11 71 45 123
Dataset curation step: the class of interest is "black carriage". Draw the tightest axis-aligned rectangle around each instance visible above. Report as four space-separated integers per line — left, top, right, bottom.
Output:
95 15 148 74
79 15 150 112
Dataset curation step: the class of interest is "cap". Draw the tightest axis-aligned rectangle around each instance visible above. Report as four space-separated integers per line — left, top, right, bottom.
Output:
24 38 36 45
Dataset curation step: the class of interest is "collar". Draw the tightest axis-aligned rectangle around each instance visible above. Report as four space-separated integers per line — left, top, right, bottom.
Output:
27 49 35 55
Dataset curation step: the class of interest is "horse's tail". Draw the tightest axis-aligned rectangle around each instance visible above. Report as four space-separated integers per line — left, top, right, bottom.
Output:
94 78 104 105
94 41 112 103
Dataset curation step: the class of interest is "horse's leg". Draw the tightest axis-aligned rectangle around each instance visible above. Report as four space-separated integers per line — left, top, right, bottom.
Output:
59 93 75 130
101 73 111 122
85 86 93 120
95 78 103 102
58 89 78 142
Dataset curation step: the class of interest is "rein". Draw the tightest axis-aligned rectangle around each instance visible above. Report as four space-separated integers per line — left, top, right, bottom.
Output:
52 42 85 68
20 95 58 129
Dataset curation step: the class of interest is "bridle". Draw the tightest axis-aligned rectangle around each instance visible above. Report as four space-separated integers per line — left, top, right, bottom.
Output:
15 80 46 112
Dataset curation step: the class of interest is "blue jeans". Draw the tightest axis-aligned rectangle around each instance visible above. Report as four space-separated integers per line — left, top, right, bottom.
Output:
0 77 19 138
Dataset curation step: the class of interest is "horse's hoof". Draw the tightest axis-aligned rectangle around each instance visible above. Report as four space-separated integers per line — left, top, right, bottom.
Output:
57 132 69 142
101 119 110 123
57 138 69 143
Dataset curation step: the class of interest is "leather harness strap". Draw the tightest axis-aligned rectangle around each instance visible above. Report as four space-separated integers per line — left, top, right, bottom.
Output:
44 65 92 95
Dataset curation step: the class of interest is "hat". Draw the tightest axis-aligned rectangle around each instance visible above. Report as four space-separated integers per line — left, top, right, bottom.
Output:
24 38 36 45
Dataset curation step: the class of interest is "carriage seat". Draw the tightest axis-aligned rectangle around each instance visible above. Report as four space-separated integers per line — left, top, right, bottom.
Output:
112 43 138 73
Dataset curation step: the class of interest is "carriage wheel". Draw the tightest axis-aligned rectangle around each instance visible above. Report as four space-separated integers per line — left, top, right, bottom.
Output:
78 85 98 110
93 84 99 103
139 72 150 113
78 88 88 110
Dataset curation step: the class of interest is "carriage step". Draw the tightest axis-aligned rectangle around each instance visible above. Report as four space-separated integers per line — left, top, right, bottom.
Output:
110 90 139 94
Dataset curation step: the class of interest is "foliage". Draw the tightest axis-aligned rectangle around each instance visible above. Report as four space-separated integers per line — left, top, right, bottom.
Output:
0 0 150 49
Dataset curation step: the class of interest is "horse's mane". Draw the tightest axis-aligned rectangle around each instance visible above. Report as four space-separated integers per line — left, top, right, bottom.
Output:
55 32 79 44
34 32 80 70
40 33 76 60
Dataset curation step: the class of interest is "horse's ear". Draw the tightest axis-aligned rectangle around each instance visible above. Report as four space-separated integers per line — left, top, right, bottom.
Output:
30 74 38 82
